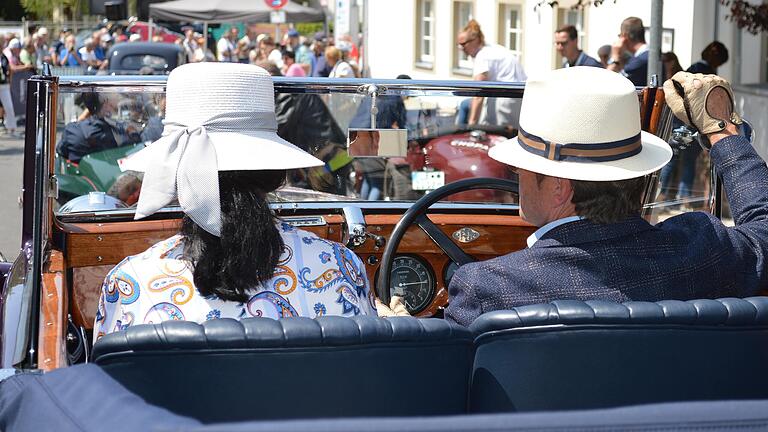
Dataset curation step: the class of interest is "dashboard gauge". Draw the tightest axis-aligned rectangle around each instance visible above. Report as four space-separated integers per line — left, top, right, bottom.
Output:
389 255 435 314
443 261 460 287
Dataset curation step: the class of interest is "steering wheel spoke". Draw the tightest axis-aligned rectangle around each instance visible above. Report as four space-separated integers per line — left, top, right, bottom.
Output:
376 177 519 304
414 214 475 266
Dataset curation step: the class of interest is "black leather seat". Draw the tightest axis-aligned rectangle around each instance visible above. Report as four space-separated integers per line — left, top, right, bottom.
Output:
92 316 473 423
468 297 768 413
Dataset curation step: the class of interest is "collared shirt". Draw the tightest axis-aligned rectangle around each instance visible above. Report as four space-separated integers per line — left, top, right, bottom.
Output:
526 216 583 247
621 44 649 87
94 222 375 343
563 51 603 68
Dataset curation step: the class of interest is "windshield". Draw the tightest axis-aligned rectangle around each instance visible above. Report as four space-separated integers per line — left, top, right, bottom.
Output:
52 79 522 215
51 78 706 222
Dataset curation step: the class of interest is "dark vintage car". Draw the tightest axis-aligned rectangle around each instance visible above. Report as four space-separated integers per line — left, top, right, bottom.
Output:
105 42 186 74
0 72 766 430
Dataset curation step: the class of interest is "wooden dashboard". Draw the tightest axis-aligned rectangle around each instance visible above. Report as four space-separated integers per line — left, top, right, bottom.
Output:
53 212 534 330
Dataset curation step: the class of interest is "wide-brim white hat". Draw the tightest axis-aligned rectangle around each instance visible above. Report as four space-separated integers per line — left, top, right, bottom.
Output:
124 62 323 237
489 66 672 181
121 62 322 172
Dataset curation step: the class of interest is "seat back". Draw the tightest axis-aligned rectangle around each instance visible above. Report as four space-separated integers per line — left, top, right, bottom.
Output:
468 297 768 413
92 316 473 423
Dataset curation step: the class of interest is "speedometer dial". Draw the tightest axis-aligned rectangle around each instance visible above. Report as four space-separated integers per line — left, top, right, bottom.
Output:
389 255 435 314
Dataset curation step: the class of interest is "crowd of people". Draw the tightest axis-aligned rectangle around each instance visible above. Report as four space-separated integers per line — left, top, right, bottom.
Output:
458 16 732 207
180 25 361 78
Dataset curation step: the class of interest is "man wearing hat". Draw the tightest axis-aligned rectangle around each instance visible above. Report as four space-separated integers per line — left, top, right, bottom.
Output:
95 63 374 340
383 67 768 324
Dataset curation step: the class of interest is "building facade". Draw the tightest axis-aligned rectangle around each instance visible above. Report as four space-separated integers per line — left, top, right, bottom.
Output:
366 0 766 86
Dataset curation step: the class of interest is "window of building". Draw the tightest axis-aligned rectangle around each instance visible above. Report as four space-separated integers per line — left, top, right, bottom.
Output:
498 3 523 60
415 0 435 68
453 0 474 74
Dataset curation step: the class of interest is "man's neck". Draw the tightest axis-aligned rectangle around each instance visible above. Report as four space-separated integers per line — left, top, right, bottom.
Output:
567 50 581 65
627 41 645 54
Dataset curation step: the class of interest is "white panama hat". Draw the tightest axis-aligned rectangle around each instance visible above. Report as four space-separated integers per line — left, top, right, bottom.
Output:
122 62 323 237
489 66 672 181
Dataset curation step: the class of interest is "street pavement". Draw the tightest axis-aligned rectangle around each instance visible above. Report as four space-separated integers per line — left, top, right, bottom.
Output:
0 134 24 260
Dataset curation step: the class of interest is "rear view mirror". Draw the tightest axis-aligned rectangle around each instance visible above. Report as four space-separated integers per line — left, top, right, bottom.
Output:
347 128 407 157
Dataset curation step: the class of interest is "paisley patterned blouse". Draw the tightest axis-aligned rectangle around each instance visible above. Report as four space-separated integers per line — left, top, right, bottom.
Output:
94 222 375 342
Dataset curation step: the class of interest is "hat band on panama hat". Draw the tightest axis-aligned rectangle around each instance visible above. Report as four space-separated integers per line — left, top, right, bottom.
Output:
517 127 642 163
135 111 280 237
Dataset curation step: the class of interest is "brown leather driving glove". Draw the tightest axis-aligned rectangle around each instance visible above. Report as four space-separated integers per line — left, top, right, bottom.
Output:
663 72 742 136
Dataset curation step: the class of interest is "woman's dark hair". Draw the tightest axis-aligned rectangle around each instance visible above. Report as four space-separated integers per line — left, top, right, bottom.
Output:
181 169 287 302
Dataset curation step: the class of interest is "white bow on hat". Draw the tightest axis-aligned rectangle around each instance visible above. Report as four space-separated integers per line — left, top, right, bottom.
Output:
121 62 323 236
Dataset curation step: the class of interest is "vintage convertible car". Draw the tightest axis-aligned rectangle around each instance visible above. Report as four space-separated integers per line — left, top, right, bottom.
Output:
0 71 766 430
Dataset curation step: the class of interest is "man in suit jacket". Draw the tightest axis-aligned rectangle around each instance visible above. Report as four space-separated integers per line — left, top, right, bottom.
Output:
440 67 766 327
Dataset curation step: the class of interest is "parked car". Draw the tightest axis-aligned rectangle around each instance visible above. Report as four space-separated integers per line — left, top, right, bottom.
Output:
126 21 184 44
105 42 185 74
1 73 766 430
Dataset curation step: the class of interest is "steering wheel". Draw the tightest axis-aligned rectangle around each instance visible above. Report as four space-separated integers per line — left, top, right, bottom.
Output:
376 177 519 305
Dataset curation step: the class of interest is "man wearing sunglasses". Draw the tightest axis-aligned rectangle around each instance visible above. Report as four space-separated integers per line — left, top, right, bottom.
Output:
456 19 526 128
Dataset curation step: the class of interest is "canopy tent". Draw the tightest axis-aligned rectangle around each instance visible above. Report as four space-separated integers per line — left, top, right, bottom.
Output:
149 0 324 23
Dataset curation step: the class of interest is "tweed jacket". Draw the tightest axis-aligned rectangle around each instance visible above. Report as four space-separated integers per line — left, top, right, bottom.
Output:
445 135 768 327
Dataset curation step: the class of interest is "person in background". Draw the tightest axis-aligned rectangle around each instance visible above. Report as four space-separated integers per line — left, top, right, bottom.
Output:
216 27 238 62
285 29 300 52
606 16 648 86
0 35 22 137
50 28 70 65
311 35 331 77
554 25 602 68
34 27 51 68
295 36 313 75
661 51 683 81
193 34 215 62
282 50 306 77
58 35 83 66
688 41 729 75
78 38 103 69
457 19 527 128
597 44 611 67
181 28 198 63
19 37 37 70
326 46 354 78
95 33 113 66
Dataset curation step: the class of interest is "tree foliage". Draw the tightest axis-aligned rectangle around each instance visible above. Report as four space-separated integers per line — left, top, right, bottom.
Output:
19 0 84 20
535 0 767 35
533 0 618 12
720 0 768 35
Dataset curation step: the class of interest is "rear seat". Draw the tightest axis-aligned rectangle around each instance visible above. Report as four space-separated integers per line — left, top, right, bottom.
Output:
469 297 768 413
92 316 474 423
92 297 768 422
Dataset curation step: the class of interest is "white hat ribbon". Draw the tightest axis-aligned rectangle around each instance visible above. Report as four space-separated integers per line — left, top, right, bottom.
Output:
134 111 278 237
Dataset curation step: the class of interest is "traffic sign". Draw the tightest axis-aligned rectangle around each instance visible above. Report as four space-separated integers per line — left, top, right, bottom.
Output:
265 0 289 9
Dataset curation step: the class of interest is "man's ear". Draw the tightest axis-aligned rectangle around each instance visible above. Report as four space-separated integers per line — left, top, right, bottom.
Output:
552 177 574 206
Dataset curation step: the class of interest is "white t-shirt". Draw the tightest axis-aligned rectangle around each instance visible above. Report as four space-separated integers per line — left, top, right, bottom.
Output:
216 37 235 62
472 44 527 82
78 47 96 63
472 44 526 129
330 61 355 78
268 49 284 69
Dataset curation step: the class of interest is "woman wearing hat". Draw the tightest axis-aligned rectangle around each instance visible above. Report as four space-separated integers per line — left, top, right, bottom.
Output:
94 63 375 341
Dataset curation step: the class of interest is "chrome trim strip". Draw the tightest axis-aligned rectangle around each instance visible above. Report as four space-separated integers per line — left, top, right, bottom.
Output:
55 201 521 222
